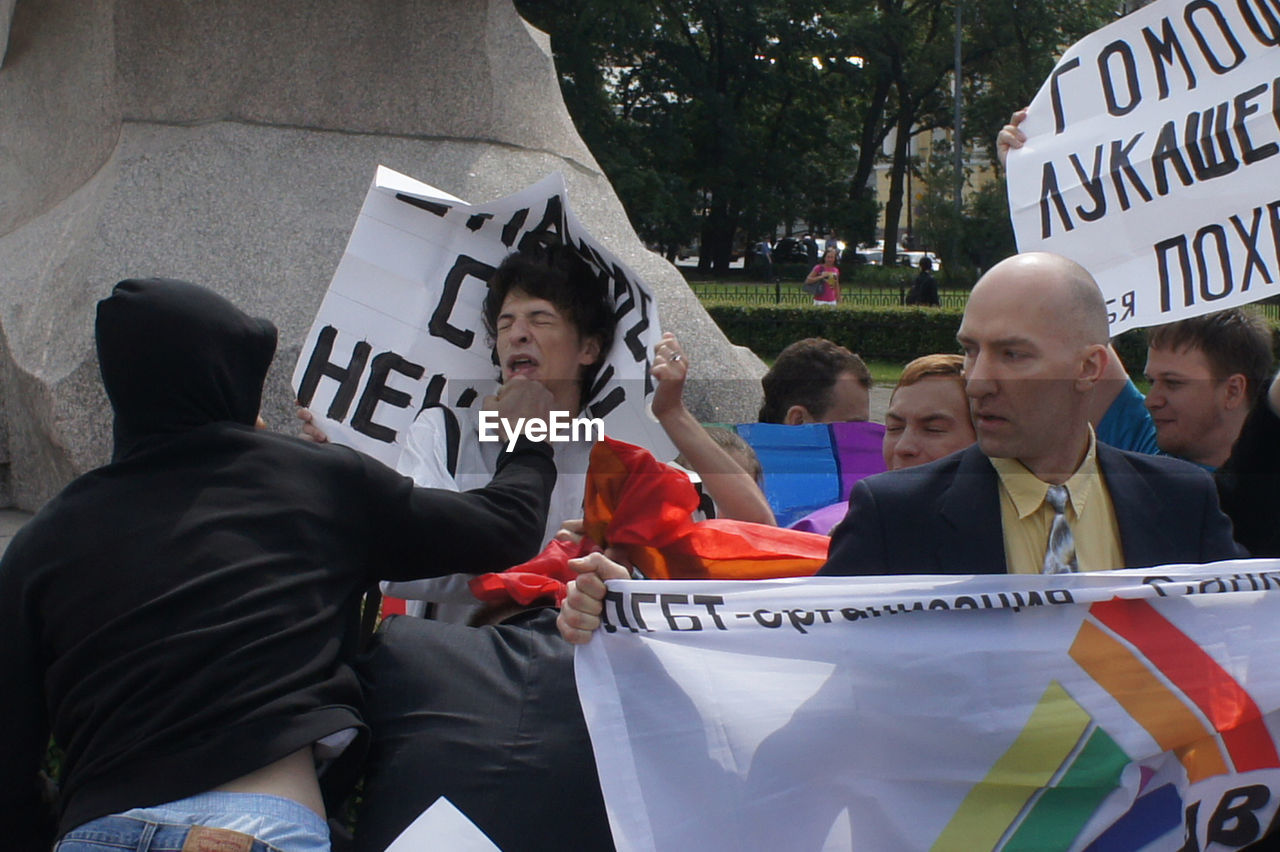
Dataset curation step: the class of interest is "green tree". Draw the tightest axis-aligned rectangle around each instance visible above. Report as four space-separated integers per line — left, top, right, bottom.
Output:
915 137 966 274
963 0 1123 161
839 0 1120 265
517 1 699 259
916 136 1015 280
918 0 1118 278
519 0 873 274
518 0 1121 274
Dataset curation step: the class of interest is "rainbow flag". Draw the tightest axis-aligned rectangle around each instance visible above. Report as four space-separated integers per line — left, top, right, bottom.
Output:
735 421 885 527
575 561 1280 851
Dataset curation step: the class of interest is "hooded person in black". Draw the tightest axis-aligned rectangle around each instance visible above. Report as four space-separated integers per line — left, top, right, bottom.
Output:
0 278 556 850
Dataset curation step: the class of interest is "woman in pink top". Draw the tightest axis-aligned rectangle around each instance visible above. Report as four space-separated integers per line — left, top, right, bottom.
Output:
805 246 840 305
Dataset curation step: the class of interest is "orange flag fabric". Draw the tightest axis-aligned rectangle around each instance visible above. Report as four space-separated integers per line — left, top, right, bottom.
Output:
470 437 830 605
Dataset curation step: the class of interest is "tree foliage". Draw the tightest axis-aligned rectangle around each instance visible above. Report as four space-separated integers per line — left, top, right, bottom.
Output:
518 0 1121 276
916 137 1015 282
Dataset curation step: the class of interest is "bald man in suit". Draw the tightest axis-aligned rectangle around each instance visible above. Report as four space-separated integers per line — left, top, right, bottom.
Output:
557 253 1244 646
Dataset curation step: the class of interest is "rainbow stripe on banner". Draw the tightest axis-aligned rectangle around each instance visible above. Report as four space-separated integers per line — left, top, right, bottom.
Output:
934 598 1280 851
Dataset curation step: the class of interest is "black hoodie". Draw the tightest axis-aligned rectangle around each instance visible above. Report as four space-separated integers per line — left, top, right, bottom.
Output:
0 278 555 848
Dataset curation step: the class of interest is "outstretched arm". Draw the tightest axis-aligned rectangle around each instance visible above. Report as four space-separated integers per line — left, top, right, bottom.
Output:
651 333 775 525
370 376 561 581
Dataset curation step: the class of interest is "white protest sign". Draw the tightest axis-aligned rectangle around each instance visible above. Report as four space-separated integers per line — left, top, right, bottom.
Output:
1008 0 1280 334
576 561 1280 851
292 168 673 467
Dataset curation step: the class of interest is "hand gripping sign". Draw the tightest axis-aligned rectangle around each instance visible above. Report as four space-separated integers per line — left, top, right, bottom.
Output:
293 168 674 467
1007 0 1280 334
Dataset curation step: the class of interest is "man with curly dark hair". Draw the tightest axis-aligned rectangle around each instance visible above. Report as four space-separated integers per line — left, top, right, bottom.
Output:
477 239 618 420
379 240 616 619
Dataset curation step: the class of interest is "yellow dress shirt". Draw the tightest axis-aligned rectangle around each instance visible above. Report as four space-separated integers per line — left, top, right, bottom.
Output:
989 428 1124 575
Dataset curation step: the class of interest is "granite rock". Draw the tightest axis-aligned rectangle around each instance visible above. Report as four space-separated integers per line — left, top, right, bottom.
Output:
0 0 764 510
0 0 14 67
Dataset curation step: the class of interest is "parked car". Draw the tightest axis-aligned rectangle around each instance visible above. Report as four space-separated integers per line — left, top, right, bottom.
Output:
856 245 941 270
901 250 942 271
857 248 897 266
771 237 811 264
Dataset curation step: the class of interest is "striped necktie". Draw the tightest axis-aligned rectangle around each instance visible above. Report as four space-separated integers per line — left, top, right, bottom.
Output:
1042 484 1078 574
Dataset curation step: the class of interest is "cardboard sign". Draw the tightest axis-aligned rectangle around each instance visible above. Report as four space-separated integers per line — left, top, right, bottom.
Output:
293 168 673 467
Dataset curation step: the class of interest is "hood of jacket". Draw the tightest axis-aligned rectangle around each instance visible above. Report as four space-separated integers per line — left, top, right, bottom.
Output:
96 278 278 460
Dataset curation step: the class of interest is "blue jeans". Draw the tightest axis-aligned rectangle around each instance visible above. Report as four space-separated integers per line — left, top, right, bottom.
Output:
55 792 330 852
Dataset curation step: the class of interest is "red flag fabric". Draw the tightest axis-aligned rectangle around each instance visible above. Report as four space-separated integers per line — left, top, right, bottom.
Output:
470 437 830 605
468 537 596 606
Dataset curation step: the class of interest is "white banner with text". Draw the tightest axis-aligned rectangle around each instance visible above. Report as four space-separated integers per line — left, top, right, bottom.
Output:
1008 0 1280 333
576 561 1280 851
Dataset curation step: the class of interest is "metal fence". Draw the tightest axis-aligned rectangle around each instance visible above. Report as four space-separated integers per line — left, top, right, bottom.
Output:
688 281 1280 320
1253 302 1280 321
688 282 970 310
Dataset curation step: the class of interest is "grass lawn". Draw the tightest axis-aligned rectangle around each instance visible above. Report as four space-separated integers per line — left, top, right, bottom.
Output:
862 358 1150 393
864 359 908 385
860 358 1152 395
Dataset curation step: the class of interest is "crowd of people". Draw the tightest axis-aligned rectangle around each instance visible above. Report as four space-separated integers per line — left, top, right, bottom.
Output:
4 123 1280 852
563 252 1278 635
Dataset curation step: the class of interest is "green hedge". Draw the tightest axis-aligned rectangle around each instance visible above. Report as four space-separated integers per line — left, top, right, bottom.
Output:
705 302 965 365
1111 329 1149 377
705 303 1280 379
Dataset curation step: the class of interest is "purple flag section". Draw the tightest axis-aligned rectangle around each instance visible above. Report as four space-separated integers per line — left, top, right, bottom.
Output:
789 501 849 536
830 421 886 501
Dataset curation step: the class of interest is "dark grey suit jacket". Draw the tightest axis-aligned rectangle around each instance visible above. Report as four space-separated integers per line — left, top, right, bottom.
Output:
820 442 1246 576
354 609 615 852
